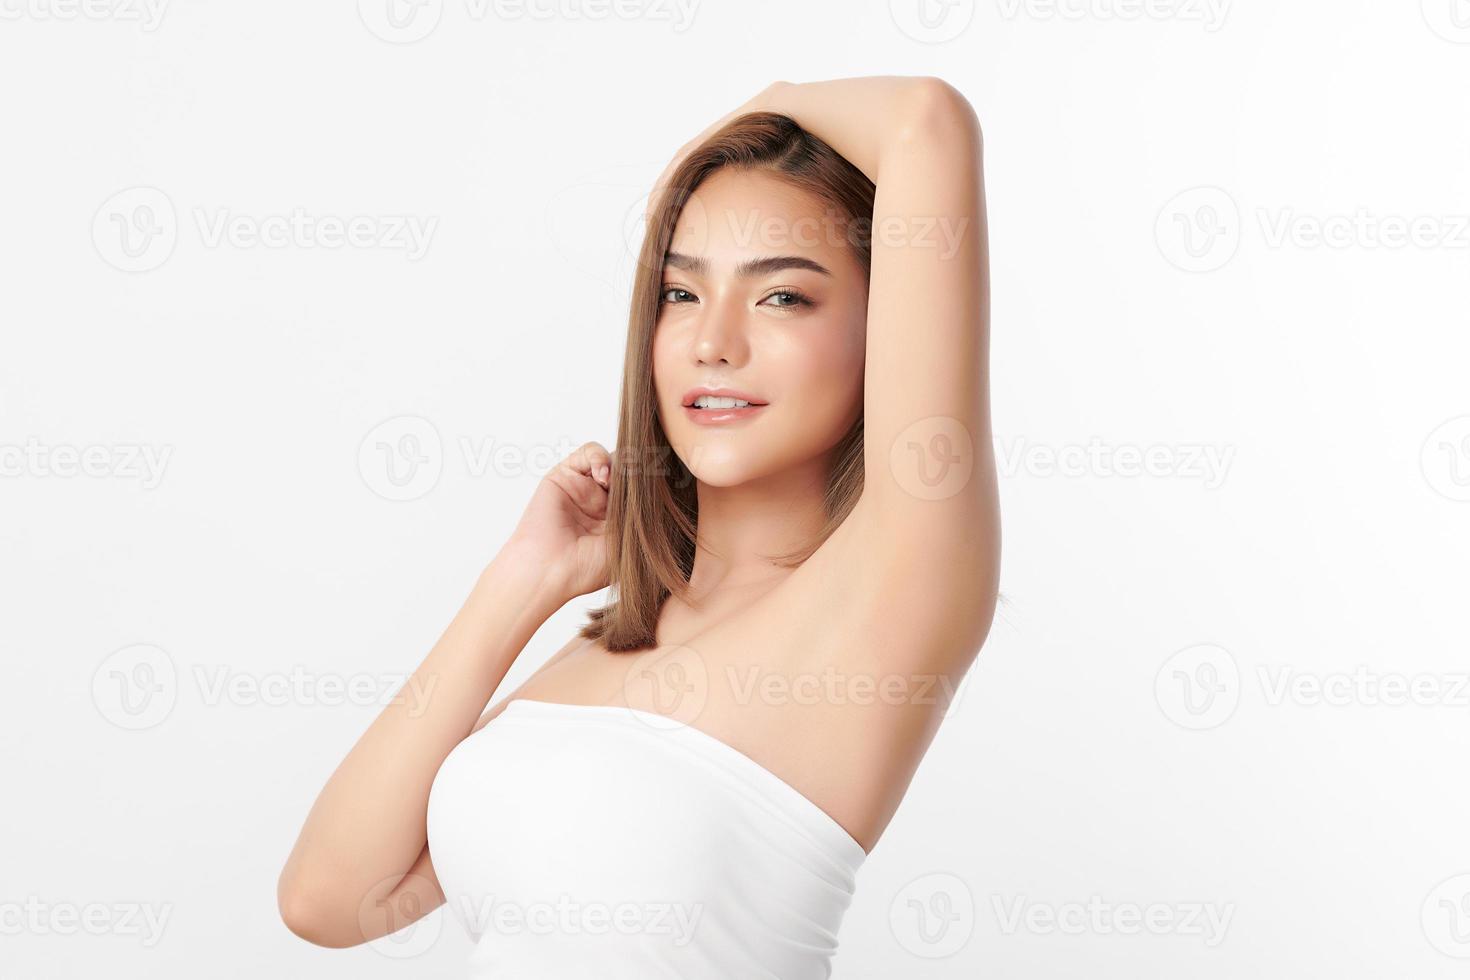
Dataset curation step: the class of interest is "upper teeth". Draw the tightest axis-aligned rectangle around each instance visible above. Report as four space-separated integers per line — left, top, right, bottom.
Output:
694 396 752 409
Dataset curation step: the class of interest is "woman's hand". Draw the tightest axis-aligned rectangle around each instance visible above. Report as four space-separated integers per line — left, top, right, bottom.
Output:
645 81 788 223
505 441 614 600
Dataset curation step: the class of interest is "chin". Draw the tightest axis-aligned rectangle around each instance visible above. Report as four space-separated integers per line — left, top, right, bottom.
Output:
676 441 770 488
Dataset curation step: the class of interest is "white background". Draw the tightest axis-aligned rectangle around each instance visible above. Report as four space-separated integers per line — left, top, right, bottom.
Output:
3 0 1469 977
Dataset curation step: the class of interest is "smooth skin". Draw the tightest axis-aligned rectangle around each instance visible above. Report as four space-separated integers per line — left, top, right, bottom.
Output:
277 75 997 949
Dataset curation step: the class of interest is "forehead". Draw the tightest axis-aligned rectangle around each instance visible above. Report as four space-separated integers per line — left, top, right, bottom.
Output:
668 167 854 270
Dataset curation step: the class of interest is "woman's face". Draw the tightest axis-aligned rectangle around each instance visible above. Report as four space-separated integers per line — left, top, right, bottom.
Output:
652 167 868 488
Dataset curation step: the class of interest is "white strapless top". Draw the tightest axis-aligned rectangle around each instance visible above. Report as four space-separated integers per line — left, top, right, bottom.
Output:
425 698 867 978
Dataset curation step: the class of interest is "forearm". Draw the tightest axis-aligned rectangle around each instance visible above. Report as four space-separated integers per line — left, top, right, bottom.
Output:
278 546 566 913
761 75 976 184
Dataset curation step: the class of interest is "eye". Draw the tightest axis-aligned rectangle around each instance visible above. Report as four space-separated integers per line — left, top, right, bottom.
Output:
760 289 813 309
660 286 696 305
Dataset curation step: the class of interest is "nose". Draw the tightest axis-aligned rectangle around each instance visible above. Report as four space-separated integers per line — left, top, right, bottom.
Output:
690 291 750 368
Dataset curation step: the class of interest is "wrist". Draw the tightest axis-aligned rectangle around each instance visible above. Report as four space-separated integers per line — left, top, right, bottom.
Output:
480 544 570 614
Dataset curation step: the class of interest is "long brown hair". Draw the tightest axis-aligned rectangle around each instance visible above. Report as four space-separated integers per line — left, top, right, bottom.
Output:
578 111 876 653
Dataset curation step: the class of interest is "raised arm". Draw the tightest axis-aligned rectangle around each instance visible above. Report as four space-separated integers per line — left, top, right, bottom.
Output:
762 77 998 658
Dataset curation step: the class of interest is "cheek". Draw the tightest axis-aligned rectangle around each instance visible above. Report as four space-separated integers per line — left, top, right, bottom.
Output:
650 329 678 411
776 315 866 430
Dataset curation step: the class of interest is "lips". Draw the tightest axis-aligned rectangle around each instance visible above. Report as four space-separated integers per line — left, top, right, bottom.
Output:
680 386 769 408
682 402 767 425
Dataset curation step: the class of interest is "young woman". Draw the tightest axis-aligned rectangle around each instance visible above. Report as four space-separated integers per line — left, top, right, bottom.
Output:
278 75 998 978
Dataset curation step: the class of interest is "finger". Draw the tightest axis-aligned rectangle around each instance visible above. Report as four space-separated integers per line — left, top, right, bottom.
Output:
549 461 608 523
568 442 612 490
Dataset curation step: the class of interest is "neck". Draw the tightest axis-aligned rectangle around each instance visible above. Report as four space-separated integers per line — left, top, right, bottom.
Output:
686 457 830 603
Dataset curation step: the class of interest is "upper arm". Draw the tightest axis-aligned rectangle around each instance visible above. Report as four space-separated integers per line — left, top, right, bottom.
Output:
851 79 998 643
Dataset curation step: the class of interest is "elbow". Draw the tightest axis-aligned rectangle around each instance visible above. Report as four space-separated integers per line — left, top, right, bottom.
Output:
900 76 983 147
277 874 359 949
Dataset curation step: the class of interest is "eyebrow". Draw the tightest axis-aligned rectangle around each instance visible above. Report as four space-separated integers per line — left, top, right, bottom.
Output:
663 251 833 279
